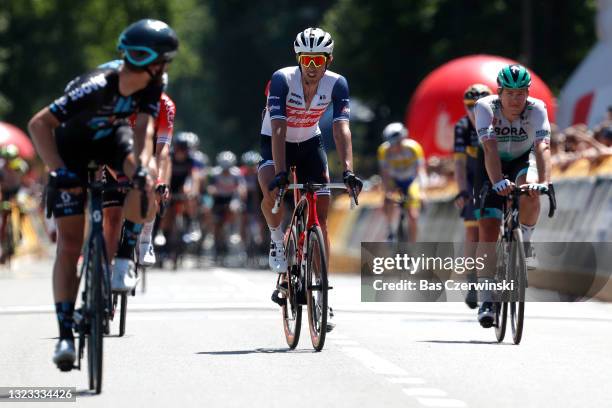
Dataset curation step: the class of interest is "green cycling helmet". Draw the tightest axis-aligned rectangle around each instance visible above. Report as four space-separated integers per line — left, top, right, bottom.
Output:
0 144 19 160
497 64 531 89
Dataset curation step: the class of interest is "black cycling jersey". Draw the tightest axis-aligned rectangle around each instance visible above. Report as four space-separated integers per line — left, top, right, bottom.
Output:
47 67 162 218
454 116 480 222
454 116 479 164
170 152 204 194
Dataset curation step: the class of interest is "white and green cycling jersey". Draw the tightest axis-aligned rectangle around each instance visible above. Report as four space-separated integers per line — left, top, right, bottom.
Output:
474 95 551 161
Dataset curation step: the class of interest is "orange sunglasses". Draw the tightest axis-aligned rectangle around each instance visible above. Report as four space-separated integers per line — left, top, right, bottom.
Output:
298 54 327 68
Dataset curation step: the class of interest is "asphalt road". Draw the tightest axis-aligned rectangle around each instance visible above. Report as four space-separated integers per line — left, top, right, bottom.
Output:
1 257 611 408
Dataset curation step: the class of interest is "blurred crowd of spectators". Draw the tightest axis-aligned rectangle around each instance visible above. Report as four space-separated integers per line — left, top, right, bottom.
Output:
550 107 612 170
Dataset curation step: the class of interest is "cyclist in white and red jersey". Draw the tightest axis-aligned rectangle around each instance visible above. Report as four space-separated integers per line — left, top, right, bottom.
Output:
259 27 363 311
473 64 553 328
97 59 176 281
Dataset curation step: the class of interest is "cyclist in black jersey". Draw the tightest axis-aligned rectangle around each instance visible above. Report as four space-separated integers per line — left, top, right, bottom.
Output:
453 84 492 309
28 19 178 371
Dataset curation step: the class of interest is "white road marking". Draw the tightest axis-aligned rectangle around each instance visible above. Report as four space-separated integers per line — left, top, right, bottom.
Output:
402 388 447 397
416 397 467 407
388 377 427 385
339 346 408 376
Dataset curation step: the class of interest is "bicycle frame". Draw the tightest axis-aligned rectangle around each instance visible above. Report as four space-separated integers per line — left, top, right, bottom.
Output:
76 166 113 369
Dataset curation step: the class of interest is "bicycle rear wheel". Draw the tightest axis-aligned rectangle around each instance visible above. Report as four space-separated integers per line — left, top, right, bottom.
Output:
306 226 328 351
87 238 105 394
509 229 526 345
118 293 127 337
282 226 302 348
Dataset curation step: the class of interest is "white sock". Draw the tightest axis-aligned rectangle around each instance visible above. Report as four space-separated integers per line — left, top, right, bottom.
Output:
269 224 284 242
520 223 536 242
139 220 155 245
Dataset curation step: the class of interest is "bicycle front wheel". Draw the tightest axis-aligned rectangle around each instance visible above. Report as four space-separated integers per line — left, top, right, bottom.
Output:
87 238 105 394
509 229 527 345
282 226 301 348
306 226 328 351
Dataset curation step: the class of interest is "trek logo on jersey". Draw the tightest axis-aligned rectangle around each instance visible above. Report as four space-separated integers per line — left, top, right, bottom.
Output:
290 93 302 99
66 73 107 102
288 98 302 105
286 106 326 128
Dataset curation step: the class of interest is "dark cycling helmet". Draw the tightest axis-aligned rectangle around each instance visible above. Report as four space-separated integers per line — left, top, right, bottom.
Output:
217 151 237 170
497 64 531 89
174 132 191 150
118 19 179 67
241 150 262 166
0 144 19 160
463 84 492 106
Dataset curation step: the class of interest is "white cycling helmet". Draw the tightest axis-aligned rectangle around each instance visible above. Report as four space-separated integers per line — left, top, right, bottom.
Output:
216 151 236 170
382 122 408 143
294 28 334 55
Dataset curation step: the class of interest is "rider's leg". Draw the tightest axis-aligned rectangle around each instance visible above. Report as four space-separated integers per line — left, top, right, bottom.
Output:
259 164 287 272
382 197 394 239
407 206 419 243
516 173 540 243
53 214 85 337
103 207 123 264
258 165 284 232
111 153 154 291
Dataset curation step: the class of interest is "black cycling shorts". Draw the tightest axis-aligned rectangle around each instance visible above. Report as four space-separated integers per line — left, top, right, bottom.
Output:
258 135 330 195
473 148 530 220
51 125 133 218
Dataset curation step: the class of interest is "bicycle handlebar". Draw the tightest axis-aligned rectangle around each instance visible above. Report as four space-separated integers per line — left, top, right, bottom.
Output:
479 183 556 218
271 182 358 214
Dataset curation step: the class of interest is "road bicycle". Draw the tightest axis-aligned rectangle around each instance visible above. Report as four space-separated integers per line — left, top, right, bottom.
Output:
49 162 147 393
272 168 357 351
480 183 555 344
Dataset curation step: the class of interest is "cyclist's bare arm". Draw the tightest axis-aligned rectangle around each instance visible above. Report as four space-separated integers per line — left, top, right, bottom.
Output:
332 120 353 172
28 108 64 170
417 158 427 199
271 119 287 174
482 139 504 185
534 141 551 184
454 154 468 192
155 142 171 184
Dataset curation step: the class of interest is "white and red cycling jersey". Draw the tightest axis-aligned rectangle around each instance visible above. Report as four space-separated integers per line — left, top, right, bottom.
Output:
129 92 175 147
261 66 350 143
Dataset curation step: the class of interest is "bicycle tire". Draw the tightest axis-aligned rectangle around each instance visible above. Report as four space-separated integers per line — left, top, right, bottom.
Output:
118 293 127 337
494 241 508 342
509 229 526 345
396 213 405 243
494 302 508 342
282 226 302 348
306 225 328 351
87 237 105 394
3 211 15 266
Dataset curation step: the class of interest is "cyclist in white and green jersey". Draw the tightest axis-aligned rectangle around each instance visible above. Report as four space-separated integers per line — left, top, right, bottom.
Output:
473 64 552 328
